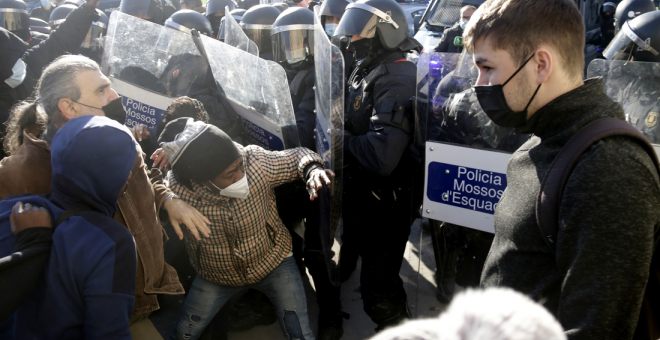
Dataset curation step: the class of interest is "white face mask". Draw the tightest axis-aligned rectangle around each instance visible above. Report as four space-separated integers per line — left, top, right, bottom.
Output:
5 59 26 88
325 23 337 36
211 174 250 199
459 19 468 30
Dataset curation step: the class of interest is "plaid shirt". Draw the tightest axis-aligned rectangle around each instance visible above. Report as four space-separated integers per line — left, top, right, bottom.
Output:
168 144 322 286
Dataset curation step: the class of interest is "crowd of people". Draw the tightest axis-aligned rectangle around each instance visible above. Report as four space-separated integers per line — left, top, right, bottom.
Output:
0 0 659 339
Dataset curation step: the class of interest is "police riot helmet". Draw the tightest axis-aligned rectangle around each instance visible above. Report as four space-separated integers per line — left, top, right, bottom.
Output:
271 7 314 66
614 0 656 33
0 0 30 32
50 5 108 50
120 0 166 23
333 0 409 51
240 4 280 53
605 10 660 62
229 7 245 21
165 9 213 36
218 7 244 38
273 2 287 12
206 0 235 16
603 1 617 15
29 16 50 34
318 0 348 32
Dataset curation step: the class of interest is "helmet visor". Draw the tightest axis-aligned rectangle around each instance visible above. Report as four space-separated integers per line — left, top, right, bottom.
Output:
81 21 107 49
119 0 151 18
0 9 29 31
271 26 314 64
604 21 660 60
242 25 272 52
333 3 399 38
333 7 377 38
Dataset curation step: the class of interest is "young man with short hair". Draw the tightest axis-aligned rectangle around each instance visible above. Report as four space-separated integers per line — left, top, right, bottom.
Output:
463 0 660 338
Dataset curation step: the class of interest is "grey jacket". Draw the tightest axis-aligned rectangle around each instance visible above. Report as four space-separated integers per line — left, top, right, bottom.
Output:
481 78 660 340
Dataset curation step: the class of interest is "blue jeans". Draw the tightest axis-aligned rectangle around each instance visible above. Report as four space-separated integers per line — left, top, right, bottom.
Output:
169 257 315 340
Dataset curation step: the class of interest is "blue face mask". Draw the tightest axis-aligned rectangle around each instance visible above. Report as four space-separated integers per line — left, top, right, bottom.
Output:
325 23 337 37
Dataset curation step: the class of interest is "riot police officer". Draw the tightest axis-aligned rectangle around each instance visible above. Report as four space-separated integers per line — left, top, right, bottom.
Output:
239 4 280 60
119 0 175 24
614 0 656 33
271 7 345 340
165 8 213 36
0 0 31 42
48 3 108 62
600 2 617 48
25 0 53 22
205 0 234 37
333 0 421 331
603 10 660 143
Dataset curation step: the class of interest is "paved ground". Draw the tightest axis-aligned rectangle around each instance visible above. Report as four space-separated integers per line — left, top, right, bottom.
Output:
228 219 451 340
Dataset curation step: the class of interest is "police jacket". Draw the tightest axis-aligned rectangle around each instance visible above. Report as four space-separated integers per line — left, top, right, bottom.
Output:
433 22 463 53
288 64 316 151
0 4 99 131
343 50 416 186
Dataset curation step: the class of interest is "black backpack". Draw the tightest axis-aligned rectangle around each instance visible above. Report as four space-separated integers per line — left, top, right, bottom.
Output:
536 118 660 340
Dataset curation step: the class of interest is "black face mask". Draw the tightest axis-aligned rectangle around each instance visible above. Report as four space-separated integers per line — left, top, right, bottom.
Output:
74 97 127 125
351 38 371 60
473 54 541 128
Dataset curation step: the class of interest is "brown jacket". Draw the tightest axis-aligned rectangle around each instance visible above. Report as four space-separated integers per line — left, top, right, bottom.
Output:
0 132 184 316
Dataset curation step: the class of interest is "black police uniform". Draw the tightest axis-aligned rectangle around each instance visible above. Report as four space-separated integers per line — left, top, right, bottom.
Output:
341 49 417 328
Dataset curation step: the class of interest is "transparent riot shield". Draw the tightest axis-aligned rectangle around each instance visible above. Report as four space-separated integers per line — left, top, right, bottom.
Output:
417 52 531 233
313 13 344 286
102 11 210 135
587 59 660 151
198 34 300 150
223 5 259 55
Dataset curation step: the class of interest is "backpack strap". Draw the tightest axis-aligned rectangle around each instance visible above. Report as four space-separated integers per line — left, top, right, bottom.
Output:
536 118 660 248
55 207 94 228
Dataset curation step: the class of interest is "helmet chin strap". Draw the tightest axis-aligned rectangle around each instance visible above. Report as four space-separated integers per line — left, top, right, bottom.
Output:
357 36 386 70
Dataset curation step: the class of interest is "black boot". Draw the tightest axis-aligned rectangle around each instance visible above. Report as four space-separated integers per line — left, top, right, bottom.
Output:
367 299 410 333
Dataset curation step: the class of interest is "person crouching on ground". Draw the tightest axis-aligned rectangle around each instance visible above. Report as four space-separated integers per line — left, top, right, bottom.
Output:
159 118 331 340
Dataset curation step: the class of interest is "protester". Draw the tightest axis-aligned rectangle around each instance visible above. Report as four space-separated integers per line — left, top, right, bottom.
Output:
433 5 476 53
462 0 660 338
0 115 138 339
0 55 214 337
0 0 102 158
158 117 332 340
370 288 566 340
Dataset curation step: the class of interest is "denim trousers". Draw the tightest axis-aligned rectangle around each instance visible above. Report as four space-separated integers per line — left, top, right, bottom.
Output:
169 257 315 340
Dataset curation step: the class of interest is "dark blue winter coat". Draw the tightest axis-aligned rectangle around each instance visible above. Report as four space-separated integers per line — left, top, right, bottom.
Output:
0 115 138 339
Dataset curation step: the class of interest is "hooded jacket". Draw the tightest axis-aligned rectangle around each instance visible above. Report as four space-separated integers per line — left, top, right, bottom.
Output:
0 129 184 316
0 116 138 339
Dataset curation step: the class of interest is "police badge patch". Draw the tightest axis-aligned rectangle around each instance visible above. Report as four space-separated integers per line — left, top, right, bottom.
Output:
645 112 659 128
354 96 361 110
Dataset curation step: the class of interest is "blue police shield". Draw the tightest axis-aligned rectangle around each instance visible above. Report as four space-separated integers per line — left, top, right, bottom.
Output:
199 33 301 150
102 11 209 136
416 51 531 233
